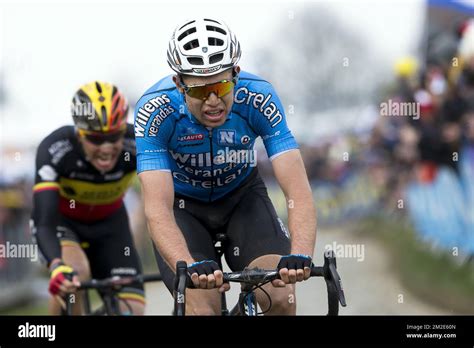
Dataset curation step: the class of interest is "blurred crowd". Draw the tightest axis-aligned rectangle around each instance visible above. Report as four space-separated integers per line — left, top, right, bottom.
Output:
0 151 35 305
260 18 474 216
368 18 474 207
0 147 33 238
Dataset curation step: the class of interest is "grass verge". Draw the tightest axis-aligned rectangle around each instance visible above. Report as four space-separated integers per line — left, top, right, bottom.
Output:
353 214 474 314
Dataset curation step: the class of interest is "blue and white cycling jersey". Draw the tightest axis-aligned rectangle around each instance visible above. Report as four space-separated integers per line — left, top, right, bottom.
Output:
135 71 298 202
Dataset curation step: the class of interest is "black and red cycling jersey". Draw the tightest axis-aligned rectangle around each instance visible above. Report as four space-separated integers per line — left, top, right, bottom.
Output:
31 124 136 263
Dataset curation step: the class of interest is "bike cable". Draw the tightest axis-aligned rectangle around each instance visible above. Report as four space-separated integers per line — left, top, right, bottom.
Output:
118 296 134 315
245 280 273 315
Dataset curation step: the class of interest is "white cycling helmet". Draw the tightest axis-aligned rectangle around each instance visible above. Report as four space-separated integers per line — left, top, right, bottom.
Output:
167 18 241 76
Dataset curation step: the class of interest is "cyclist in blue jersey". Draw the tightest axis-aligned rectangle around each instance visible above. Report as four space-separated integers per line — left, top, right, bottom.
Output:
136 18 317 315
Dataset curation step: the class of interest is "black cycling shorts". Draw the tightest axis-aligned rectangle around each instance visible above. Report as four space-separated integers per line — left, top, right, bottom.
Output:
55 205 145 304
154 169 291 293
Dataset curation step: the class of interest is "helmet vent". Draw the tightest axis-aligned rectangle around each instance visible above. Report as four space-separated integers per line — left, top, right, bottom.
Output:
75 90 90 107
183 39 199 50
187 57 204 65
209 53 223 64
101 106 107 125
179 20 195 31
111 113 119 126
111 96 118 113
208 37 224 46
178 27 196 41
206 26 226 35
173 50 182 65
204 18 220 24
112 86 118 97
95 81 103 94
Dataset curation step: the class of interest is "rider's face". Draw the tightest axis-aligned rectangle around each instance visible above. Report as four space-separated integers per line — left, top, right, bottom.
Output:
174 67 240 128
78 133 124 173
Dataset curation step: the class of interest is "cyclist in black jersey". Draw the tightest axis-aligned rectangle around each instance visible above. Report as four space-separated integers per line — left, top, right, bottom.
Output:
31 81 145 315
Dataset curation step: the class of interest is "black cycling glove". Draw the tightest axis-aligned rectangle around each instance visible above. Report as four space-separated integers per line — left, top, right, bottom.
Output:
187 260 221 276
277 254 313 271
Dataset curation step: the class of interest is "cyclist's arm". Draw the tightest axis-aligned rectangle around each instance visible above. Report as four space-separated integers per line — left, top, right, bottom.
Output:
138 170 194 271
32 139 62 267
134 91 195 271
245 80 316 256
272 150 316 257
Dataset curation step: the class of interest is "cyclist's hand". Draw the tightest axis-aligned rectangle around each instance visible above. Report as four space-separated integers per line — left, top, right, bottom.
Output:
274 254 312 287
48 260 80 305
187 260 229 292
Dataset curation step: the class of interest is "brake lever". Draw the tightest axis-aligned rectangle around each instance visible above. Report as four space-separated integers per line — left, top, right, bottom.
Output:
174 261 188 315
324 250 347 307
328 263 347 307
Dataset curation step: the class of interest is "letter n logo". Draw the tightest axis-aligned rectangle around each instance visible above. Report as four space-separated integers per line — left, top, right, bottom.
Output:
218 130 235 146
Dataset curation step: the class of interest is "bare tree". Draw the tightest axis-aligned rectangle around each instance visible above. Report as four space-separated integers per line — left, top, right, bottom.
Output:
254 5 384 114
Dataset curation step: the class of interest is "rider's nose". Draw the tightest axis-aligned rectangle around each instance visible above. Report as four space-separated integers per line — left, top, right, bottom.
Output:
205 92 220 105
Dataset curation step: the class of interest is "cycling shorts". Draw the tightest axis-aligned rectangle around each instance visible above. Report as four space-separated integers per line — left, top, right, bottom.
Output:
154 169 291 293
53 205 145 304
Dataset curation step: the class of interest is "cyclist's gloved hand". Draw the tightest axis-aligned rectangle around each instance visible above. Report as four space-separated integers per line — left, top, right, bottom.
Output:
276 254 313 285
48 260 80 297
187 260 228 292
277 254 313 271
187 260 220 276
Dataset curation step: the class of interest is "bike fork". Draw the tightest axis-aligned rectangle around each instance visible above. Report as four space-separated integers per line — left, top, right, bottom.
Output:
238 292 257 316
239 284 258 316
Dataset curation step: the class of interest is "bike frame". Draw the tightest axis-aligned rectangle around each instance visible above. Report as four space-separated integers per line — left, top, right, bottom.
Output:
212 233 263 316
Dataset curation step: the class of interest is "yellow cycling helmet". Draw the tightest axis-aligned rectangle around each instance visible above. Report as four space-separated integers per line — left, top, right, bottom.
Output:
71 81 129 134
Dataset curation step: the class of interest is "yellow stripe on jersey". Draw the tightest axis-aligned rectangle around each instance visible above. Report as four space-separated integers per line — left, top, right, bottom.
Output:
117 292 146 304
60 240 79 247
58 171 135 205
33 182 60 192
